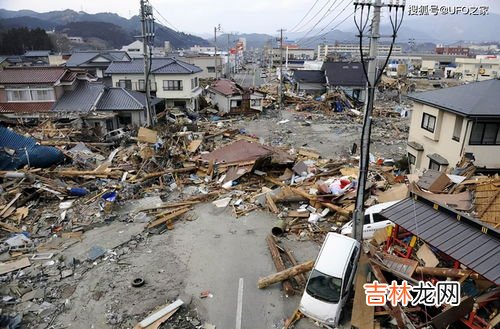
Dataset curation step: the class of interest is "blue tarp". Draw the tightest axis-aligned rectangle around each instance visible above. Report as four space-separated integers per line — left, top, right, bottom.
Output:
0 126 64 170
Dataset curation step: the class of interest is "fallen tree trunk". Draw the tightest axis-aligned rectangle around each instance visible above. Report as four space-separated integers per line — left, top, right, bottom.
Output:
415 267 482 280
266 235 294 295
258 260 314 289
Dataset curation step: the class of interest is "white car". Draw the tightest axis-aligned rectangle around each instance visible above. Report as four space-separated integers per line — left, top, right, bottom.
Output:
340 200 401 240
299 233 360 327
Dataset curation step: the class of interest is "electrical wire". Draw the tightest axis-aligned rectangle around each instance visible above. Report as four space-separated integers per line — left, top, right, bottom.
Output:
151 5 179 32
292 0 333 33
296 0 342 44
300 0 354 47
288 0 322 32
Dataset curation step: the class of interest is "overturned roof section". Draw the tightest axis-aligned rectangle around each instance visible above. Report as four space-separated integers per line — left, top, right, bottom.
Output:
381 196 500 285
292 70 326 84
0 67 67 84
324 61 367 87
105 58 202 75
53 81 105 113
408 79 500 118
97 89 162 111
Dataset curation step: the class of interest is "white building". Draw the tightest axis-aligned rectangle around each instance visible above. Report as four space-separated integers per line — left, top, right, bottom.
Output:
105 58 203 111
317 43 402 60
454 56 500 82
407 79 500 173
190 45 216 54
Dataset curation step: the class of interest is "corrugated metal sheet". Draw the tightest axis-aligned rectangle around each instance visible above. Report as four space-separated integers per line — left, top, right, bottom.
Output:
53 81 104 113
0 126 64 170
0 67 66 84
97 89 143 111
381 197 500 285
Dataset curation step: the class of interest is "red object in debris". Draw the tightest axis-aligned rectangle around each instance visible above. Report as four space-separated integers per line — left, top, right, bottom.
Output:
200 290 211 298
339 179 351 189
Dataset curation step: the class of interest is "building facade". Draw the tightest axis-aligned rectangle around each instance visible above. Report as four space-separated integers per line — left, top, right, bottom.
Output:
454 56 500 82
317 43 402 61
407 79 500 173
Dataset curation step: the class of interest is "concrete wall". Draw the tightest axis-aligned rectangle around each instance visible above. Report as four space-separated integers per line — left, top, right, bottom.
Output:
455 58 500 81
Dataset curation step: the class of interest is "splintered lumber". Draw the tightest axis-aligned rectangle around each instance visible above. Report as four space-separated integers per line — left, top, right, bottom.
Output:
136 299 183 328
54 170 122 178
147 207 191 229
0 257 31 275
415 267 482 280
266 193 279 214
139 167 197 182
0 193 21 217
281 246 306 287
258 260 314 289
266 235 294 295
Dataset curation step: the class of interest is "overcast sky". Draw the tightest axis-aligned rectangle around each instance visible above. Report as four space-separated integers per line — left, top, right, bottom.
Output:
1 0 499 36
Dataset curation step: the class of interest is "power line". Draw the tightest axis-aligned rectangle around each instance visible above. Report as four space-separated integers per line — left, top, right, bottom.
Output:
297 0 350 44
292 0 333 33
288 0 322 32
151 5 179 32
301 0 354 46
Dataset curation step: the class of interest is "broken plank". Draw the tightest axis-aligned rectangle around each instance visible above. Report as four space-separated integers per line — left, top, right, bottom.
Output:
0 257 31 275
266 193 279 214
258 260 314 289
147 208 191 229
266 235 294 296
137 299 183 328
0 193 21 217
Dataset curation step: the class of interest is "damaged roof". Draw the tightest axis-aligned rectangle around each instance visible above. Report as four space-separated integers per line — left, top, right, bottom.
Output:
292 70 326 84
96 88 162 111
208 79 245 96
408 79 500 118
105 58 202 75
0 102 55 114
381 196 500 285
53 81 105 113
324 61 367 87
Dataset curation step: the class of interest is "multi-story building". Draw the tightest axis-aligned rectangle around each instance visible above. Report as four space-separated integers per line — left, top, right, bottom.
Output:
317 43 402 61
454 56 500 82
435 45 470 56
105 57 203 111
407 79 500 173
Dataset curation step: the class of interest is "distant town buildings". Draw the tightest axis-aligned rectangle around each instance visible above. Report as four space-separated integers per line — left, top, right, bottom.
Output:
454 56 500 82
435 45 470 56
317 43 403 61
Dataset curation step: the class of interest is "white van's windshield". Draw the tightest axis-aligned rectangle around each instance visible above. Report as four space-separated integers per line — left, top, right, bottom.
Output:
306 269 342 303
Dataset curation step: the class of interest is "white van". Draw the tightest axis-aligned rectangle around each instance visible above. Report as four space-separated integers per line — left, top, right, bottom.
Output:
340 200 401 240
299 233 360 327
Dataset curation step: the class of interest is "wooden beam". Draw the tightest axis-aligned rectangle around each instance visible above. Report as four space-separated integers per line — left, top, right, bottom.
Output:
147 207 191 229
266 235 294 295
257 260 314 289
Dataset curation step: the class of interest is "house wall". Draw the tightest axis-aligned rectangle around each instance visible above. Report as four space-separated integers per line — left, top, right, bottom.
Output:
463 121 500 169
209 91 230 113
454 58 500 81
297 82 325 94
408 103 469 173
110 72 202 110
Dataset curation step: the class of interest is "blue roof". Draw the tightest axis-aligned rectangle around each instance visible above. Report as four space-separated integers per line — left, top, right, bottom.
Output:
105 58 202 75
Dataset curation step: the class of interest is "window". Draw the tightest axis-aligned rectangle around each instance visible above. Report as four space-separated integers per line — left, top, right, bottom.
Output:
373 214 387 223
118 114 132 125
429 159 440 171
231 100 242 107
138 79 145 90
408 153 416 165
118 79 132 89
190 77 198 89
469 122 500 145
452 117 463 141
421 113 436 132
207 66 215 73
250 99 261 106
6 86 55 102
163 80 183 91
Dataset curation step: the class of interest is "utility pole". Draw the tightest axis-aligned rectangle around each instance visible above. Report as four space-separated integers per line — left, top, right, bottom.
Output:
227 33 231 79
140 0 155 126
214 24 221 79
277 28 286 112
352 0 405 242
